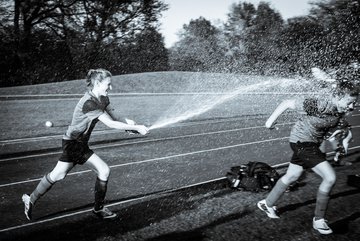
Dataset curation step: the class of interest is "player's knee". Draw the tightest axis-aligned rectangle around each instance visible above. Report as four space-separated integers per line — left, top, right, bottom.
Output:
98 165 110 180
282 172 301 184
325 174 336 186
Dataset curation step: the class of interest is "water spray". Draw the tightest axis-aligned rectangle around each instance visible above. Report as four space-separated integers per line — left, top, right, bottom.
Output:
148 78 297 130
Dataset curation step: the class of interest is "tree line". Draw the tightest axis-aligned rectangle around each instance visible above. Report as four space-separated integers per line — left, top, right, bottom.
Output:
0 0 169 86
0 0 359 87
170 0 360 79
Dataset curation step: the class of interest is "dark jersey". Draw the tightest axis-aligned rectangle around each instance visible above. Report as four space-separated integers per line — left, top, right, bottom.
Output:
63 91 110 142
289 97 341 144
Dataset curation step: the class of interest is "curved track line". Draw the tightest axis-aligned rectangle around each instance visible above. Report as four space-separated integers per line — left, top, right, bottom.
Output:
0 137 289 188
0 123 293 162
1 145 359 233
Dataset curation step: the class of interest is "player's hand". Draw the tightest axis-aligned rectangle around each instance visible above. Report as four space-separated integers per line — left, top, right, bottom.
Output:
136 125 149 135
265 121 278 130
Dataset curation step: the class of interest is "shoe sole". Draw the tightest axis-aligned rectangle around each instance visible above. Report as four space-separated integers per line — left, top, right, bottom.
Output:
92 210 117 219
257 202 279 219
22 194 32 221
313 225 333 235
93 214 117 219
102 214 117 219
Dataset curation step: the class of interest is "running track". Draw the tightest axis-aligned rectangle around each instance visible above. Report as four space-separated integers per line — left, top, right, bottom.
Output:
0 96 359 237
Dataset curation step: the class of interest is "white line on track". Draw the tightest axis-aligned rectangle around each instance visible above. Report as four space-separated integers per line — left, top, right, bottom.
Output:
2 121 359 163
1 145 359 233
1 113 358 145
0 117 358 231
0 129 122 144
0 116 260 144
0 136 289 188
0 122 293 162
0 177 224 233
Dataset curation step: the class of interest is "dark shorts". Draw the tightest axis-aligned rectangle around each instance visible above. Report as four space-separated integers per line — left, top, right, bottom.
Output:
59 139 94 165
290 142 327 169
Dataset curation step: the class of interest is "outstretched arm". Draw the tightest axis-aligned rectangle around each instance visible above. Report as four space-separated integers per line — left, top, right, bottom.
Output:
98 112 149 135
265 99 296 129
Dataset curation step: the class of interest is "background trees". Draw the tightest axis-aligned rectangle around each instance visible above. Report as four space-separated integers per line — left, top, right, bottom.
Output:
0 0 358 87
170 0 359 77
169 17 224 72
0 0 168 86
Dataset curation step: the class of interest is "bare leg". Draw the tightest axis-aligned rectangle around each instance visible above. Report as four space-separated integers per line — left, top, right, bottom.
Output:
311 161 336 219
22 161 73 220
266 163 303 206
31 161 74 204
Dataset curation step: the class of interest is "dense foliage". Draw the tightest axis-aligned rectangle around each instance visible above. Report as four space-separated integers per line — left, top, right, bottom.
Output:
171 0 360 78
0 0 359 87
0 0 169 86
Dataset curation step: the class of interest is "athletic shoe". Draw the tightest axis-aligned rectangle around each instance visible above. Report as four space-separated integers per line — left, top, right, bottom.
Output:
257 199 279 218
92 207 117 219
22 194 33 220
313 218 333 234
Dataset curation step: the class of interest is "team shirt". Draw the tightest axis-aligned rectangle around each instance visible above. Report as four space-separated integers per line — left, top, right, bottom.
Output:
63 91 110 142
289 97 341 144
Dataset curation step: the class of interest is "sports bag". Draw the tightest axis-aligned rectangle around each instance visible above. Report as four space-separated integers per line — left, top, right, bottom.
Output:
226 161 280 192
347 174 360 188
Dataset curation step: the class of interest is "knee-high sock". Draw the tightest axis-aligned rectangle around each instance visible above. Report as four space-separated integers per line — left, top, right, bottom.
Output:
314 190 330 219
94 178 108 211
265 179 288 207
30 173 55 204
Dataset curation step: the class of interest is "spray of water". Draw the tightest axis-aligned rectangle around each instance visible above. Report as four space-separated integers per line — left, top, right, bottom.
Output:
148 75 320 130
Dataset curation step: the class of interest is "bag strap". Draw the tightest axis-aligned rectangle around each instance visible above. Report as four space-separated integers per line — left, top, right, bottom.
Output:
247 161 258 177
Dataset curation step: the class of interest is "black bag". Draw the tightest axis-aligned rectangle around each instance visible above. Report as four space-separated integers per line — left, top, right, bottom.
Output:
347 174 360 188
226 161 280 192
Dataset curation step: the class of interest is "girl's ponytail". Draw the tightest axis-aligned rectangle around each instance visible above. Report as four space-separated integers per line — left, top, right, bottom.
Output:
86 69 112 88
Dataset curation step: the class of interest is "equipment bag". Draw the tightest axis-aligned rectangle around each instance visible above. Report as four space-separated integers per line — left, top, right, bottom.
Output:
226 161 280 192
347 174 360 188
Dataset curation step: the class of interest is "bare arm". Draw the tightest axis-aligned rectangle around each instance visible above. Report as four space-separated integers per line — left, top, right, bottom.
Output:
98 112 148 135
265 99 296 129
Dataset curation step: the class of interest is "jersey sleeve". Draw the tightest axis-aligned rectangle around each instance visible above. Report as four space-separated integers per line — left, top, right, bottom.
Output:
100 96 110 108
83 99 104 120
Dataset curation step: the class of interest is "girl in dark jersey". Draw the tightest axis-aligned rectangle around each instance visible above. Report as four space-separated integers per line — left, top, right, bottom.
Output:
22 69 149 220
257 82 358 234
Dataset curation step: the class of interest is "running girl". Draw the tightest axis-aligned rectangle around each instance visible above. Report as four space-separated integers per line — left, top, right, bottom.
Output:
22 69 149 220
257 81 358 234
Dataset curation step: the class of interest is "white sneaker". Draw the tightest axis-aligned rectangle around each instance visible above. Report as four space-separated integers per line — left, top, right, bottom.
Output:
22 194 33 220
257 199 279 218
93 206 117 219
313 218 333 234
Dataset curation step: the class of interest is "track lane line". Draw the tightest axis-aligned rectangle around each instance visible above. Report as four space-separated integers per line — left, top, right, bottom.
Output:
1 145 359 233
1 112 358 145
1 123 359 185
0 123 293 162
2 121 359 163
0 136 289 188
0 115 272 144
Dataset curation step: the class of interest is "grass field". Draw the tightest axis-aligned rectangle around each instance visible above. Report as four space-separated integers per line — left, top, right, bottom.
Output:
0 71 262 95
0 71 315 96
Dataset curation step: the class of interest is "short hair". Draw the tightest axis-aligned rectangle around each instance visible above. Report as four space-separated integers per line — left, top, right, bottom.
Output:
86 69 112 87
333 80 359 97
333 63 360 97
